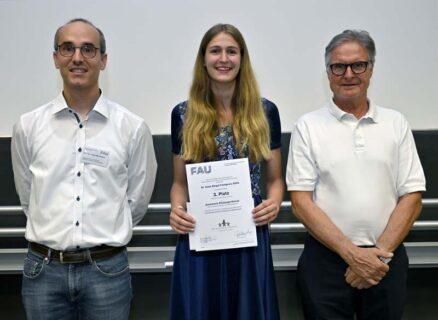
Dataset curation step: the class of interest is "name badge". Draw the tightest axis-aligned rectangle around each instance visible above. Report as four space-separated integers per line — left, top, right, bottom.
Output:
81 147 110 167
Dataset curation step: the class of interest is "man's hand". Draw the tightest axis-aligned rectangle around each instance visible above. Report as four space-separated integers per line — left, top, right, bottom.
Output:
345 267 374 289
345 247 393 286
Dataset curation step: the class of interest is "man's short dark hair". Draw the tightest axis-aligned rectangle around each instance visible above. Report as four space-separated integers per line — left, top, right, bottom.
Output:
54 18 106 54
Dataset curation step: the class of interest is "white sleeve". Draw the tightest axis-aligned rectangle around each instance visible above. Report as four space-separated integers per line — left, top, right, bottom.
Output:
286 120 318 191
396 116 426 196
10 118 32 216
127 121 157 226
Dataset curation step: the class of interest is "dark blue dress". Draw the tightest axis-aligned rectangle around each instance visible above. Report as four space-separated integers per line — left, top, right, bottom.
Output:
169 99 281 320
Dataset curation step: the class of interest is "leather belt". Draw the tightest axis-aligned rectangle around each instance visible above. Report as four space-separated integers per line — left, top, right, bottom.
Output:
29 242 125 264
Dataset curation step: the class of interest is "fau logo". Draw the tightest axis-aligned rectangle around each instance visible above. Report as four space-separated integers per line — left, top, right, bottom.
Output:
190 165 212 175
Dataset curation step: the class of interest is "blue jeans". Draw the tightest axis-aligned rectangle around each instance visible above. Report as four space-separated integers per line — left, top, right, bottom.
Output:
22 247 132 320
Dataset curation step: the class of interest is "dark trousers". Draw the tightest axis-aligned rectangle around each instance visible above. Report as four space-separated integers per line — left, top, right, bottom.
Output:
297 235 408 320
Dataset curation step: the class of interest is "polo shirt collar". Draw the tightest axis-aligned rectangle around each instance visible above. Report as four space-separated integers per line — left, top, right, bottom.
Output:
328 99 378 123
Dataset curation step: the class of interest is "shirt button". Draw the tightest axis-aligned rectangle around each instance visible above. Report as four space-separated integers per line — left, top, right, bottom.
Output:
77 171 81 177
69 110 72 113
76 221 79 227
76 196 80 201
79 124 83 129
78 147 82 152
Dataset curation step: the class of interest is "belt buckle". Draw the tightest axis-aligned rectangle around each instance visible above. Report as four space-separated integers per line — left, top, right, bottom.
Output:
60 251 64 263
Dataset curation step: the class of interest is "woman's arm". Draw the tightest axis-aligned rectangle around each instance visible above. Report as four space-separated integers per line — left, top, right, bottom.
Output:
169 154 196 234
252 148 284 226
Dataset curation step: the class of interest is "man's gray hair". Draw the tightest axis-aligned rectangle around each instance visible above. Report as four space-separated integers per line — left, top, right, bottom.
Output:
54 18 106 54
325 30 375 66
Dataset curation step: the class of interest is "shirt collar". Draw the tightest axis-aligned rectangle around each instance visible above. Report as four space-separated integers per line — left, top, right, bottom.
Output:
50 93 69 114
328 98 378 123
92 94 109 118
50 91 109 119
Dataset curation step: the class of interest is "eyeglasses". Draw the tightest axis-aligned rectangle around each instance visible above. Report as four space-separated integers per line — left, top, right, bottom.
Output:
328 61 370 76
56 43 100 59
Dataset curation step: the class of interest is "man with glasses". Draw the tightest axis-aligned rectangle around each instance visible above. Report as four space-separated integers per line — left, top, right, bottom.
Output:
11 18 157 319
286 30 425 319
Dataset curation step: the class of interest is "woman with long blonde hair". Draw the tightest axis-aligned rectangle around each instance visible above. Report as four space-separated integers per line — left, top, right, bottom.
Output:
169 23 283 320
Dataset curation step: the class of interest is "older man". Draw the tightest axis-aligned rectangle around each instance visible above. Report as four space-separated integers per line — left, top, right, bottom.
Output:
11 18 157 319
286 30 425 319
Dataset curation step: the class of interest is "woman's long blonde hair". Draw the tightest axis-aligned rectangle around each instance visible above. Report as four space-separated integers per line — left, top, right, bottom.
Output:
182 23 270 163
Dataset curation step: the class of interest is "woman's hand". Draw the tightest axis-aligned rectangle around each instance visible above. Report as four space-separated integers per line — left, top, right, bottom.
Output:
170 205 196 234
252 199 280 226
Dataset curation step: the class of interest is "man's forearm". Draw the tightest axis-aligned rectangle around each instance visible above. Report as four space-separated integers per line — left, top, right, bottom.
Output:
377 192 422 253
291 191 391 283
291 191 357 261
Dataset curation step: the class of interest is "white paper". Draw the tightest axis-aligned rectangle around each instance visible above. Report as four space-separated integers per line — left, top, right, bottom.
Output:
185 158 257 251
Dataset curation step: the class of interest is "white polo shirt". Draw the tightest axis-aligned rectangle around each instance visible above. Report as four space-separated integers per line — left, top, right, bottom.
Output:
286 100 426 245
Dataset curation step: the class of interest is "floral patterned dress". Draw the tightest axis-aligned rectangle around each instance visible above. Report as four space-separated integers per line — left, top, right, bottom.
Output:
169 99 282 320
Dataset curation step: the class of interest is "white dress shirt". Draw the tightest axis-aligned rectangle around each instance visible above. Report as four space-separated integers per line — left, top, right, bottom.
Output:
286 100 426 246
11 92 157 250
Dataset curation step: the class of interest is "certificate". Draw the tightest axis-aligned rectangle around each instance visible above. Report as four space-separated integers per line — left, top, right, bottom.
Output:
186 158 257 251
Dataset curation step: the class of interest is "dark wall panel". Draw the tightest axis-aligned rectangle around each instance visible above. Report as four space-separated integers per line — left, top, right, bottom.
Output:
1 130 437 206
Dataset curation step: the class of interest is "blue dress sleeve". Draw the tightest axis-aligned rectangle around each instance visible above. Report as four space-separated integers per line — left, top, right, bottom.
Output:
171 102 187 155
262 98 282 149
